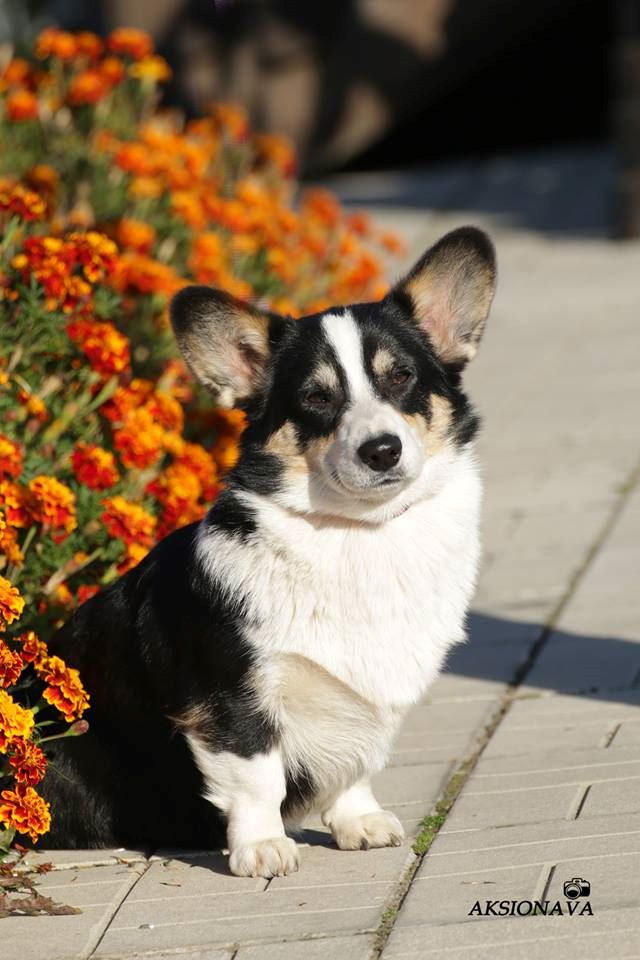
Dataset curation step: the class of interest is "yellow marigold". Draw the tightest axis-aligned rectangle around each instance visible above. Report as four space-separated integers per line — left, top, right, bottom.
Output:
28 476 77 541
0 434 23 478
117 541 149 575
0 639 23 687
0 689 34 749
129 55 171 83
0 785 51 843
0 575 24 631
35 655 90 723
0 523 23 566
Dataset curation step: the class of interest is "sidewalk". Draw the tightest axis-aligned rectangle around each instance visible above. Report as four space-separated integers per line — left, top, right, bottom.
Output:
4 167 640 959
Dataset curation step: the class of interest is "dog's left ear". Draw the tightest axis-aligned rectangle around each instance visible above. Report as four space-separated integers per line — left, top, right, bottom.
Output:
391 226 496 365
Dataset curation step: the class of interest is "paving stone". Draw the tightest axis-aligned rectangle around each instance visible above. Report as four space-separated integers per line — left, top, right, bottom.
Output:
579 778 640 819
13 846 149 872
383 907 640 959
437 781 581 832
236 935 373 960
373 761 452 807
127 854 266 900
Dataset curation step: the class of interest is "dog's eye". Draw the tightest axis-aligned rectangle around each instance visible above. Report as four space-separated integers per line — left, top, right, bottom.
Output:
304 389 331 407
390 367 413 386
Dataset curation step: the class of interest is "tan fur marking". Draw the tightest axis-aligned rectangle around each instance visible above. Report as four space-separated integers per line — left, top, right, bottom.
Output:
265 422 301 459
402 394 453 455
371 348 396 378
311 362 340 392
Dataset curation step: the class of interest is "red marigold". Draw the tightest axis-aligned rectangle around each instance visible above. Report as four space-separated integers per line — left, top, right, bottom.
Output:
16 630 48 666
28 476 77 540
0 480 29 527
0 434 23 478
71 442 119 490
67 318 130 377
0 184 46 222
77 584 100 605
8 739 47 786
0 639 23 687
35 655 90 723
101 495 156 546
0 785 51 843
100 378 153 423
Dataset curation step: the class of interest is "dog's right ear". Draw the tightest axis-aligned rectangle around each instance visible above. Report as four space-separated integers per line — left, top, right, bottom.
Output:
170 286 289 408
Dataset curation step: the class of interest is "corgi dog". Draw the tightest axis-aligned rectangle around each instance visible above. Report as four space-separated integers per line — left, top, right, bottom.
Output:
41 226 496 878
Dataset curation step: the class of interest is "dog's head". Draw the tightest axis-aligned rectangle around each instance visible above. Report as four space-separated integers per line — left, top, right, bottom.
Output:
171 226 496 523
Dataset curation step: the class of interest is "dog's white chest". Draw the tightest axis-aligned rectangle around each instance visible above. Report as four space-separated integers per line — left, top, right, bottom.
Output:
199 452 481 709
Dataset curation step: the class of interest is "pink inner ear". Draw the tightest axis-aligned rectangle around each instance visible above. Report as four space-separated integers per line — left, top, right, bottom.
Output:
415 288 460 361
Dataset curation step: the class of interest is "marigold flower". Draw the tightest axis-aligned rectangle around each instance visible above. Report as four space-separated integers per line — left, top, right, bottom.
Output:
117 541 149 574
0 435 23 478
116 218 156 254
113 406 165 469
5 89 39 122
0 58 31 89
35 27 78 61
0 689 34 749
8 739 47 786
72 442 119 490
67 68 111 106
115 142 155 176
36 655 90 722
100 378 153 423
0 785 51 843
100 56 126 85
28 476 77 540
0 521 23 566
75 31 103 59
108 27 153 60
77 584 100 605
146 392 184 433
174 442 219 498
67 318 130 377
0 575 24 631
0 183 46 222
0 639 23 687
16 630 48 666
101 495 156 546
129 55 171 83
0 480 29 528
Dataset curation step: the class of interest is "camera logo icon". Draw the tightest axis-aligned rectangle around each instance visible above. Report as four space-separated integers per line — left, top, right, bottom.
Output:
563 877 591 899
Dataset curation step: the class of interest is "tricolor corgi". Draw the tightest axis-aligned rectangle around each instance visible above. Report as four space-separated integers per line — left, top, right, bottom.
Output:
42 226 496 878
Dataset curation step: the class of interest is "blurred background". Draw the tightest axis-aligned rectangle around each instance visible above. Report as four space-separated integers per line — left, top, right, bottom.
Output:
0 0 638 237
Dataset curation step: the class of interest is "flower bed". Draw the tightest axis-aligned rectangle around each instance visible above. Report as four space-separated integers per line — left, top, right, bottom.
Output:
0 27 401 851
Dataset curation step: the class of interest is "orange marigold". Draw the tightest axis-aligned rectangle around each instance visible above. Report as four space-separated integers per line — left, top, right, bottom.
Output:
116 218 156 254
71 442 119 490
28 476 77 540
100 378 153 423
146 391 184 433
4 89 38 122
108 27 153 60
0 785 51 843
36 655 90 723
0 434 23 478
0 639 23 687
113 406 165 469
8 739 47 786
101 495 156 546
0 689 34 750
117 541 149 574
67 68 111 106
0 184 46 222
35 27 78 61
0 479 29 528
0 575 24 630
0 521 23 566
75 31 104 59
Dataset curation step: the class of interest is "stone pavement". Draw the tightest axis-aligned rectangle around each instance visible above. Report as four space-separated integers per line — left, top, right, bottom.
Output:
4 163 640 959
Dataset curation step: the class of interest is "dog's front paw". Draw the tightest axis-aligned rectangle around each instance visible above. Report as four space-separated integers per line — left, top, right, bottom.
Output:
228 836 300 878
331 811 405 851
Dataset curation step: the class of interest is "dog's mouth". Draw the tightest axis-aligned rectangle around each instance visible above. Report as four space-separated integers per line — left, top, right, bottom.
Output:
328 468 405 499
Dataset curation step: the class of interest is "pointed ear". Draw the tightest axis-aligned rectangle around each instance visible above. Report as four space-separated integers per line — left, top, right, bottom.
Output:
391 226 496 365
170 286 288 408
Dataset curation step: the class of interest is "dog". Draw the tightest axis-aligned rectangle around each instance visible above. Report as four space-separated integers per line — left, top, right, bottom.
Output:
40 226 496 878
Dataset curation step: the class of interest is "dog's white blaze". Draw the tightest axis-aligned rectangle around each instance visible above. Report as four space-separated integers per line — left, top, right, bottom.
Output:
322 311 372 402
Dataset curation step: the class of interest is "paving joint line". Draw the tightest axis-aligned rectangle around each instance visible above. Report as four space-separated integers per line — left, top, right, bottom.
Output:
368 455 640 959
86 861 151 958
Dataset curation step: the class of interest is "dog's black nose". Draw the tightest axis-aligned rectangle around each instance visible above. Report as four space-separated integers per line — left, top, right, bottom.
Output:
357 434 402 472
